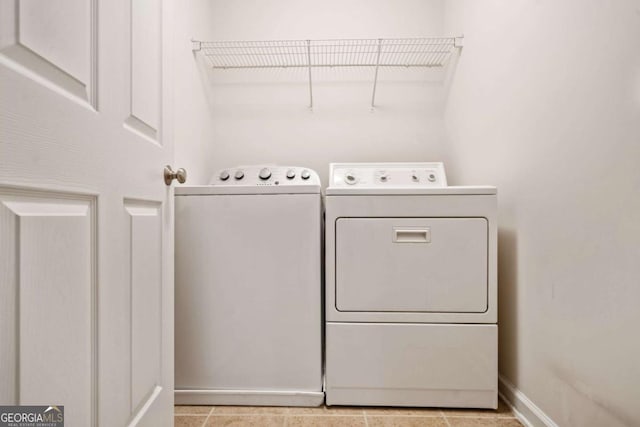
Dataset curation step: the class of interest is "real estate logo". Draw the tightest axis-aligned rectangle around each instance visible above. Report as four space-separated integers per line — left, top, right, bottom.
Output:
0 406 64 427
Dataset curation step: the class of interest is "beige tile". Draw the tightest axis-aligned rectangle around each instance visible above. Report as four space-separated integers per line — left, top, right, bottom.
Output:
446 418 523 427
499 420 524 427
441 400 514 418
205 415 285 426
366 416 448 427
288 406 364 415
287 416 366 426
175 405 214 415
364 407 442 416
287 406 328 415
323 406 365 415
175 415 208 427
213 406 288 415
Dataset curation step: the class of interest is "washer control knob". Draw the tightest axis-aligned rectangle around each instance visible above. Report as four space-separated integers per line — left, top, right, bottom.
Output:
286 169 296 179
301 169 311 180
219 170 230 181
380 174 388 182
427 173 437 182
234 170 245 180
345 172 357 185
259 168 272 180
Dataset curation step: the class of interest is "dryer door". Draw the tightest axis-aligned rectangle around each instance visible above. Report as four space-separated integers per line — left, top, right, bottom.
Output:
335 218 488 313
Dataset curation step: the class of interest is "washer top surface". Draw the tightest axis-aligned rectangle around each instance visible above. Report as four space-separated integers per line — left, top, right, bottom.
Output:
175 165 320 195
326 162 496 195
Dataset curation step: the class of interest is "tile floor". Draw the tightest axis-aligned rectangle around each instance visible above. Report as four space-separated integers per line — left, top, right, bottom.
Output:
175 399 523 427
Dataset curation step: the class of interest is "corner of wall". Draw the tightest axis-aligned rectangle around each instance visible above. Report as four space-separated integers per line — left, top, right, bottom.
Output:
499 374 558 427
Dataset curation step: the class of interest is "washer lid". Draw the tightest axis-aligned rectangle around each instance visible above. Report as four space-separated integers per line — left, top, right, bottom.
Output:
326 162 496 195
175 165 320 195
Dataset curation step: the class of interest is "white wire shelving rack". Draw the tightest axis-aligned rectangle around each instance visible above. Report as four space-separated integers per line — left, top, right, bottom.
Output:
192 37 463 109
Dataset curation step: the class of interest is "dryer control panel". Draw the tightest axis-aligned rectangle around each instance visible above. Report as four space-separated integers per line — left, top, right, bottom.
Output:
210 165 320 187
330 163 447 188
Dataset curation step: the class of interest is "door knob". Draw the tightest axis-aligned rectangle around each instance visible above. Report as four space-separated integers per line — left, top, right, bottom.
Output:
164 165 187 185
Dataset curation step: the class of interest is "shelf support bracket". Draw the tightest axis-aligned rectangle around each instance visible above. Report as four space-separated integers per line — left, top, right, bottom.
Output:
454 35 464 48
191 39 202 52
306 40 313 110
370 38 383 110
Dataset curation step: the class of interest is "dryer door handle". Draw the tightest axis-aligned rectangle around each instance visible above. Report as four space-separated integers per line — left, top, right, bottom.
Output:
393 227 431 243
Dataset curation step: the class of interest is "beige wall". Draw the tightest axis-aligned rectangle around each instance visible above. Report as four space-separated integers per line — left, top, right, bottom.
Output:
173 0 448 185
444 1 640 426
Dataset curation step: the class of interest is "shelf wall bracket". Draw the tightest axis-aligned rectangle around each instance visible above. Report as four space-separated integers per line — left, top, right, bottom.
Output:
370 38 383 110
306 40 313 110
191 39 202 52
454 35 464 48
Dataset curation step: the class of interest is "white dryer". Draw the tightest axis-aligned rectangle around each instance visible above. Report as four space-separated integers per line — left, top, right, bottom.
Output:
325 162 498 408
175 165 323 406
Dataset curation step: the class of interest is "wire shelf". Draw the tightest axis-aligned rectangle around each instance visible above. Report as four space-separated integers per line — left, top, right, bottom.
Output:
192 37 463 108
194 38 460 69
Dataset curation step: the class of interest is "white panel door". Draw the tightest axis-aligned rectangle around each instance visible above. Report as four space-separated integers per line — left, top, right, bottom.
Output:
0 0 175 425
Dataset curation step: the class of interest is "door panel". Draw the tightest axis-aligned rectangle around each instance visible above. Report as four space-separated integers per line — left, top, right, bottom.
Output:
125 201 163 416
0 190 96 426
127 0 161 140
0 0 97 105
336 217 488 313
0 0 175 425
19 0 91 84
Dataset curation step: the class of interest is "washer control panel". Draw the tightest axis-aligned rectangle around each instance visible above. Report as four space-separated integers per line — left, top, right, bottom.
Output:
210 165 320 187
330 162 447 188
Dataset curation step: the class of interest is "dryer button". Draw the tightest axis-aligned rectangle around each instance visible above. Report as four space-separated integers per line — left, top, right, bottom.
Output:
345 173 357 184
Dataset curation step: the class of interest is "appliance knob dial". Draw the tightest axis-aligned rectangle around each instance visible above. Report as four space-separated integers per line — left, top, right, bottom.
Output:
219 170 230 181
286 169 296 179
345 173 357 185
428 173 437 182
259 168 272 180
301 169 311 180
234 170 245 180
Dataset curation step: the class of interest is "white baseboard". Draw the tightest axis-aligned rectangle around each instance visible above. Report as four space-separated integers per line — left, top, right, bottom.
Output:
498 374 558 427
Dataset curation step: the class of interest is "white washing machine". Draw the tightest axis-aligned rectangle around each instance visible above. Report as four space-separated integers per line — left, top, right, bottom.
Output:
175 165 323 406
325 162 498 409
